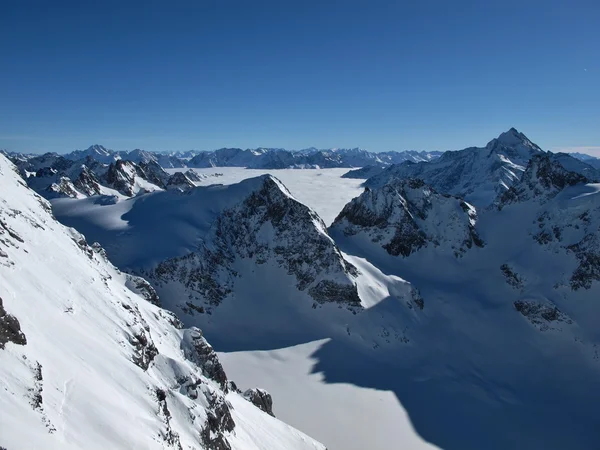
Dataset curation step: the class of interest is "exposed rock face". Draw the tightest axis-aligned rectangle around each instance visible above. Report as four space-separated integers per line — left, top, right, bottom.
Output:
73 166 102 196
514 300 572 331
569 233 600 290
497 157 600 290
126 274 161 306
47 177 81 198
200 389 236 450
166 171 196 192
331 178 484 258
104 160 141 196
0 296 27 349
501 264 524 290
182 328 229 391
150 176 361 312
183 169 204 182
243 388 275 416
499 154 589 208
138 160 171 188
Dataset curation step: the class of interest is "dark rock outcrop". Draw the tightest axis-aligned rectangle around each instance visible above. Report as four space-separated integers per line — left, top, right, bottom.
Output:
332 178 483 258
243 388 275 417
499 154 588 208
182 328 228 391
0 296 27 349
514 300 572 331
126 274 161 306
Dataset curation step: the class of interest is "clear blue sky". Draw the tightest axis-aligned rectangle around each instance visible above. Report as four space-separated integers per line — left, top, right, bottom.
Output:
1 0 598 154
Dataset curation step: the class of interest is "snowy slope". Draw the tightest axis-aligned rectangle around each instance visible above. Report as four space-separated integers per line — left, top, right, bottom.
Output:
0 154 325 450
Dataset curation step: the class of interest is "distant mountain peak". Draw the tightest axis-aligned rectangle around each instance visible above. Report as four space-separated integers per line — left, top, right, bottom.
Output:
488 127 542 152
85 144 111 154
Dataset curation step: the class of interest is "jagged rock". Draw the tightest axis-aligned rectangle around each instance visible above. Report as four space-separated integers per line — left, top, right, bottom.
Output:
130 328 159 371
499 154 588 208
243 388 275 417
200 389 235 450
155 388 183 450
73 166 102 196
183 169 204 182
331 178 483 258
166 171 196 192
104 160 139 196
227 380 241 394
103 159 163 197
126 274 161 306
181 328 228 391
138 160 170 188
501 264 524 289
0 296 27 349
46 177 80 198
569 234 600 290
514 300 572 331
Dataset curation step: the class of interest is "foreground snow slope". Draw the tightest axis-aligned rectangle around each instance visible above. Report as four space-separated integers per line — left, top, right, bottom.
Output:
0 154 325 450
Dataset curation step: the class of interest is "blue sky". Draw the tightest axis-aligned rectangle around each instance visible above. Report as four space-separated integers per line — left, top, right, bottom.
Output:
1 0 598 154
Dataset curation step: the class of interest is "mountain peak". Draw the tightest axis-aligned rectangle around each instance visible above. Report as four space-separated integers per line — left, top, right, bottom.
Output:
494 127 531 146
485 128 543 162
85 144 110 154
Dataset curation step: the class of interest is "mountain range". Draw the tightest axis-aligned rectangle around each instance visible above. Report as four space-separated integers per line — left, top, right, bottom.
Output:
2 128 600 450
7 145 444 170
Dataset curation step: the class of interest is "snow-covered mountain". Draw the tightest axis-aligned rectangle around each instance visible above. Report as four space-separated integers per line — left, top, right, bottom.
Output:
63 144 121 164
336 153 600 292
14 145 444 172
11 153 195 200
364 128 546 207
332 178 483 258
361 128 600 208
0 154 326 450
103 159 165 197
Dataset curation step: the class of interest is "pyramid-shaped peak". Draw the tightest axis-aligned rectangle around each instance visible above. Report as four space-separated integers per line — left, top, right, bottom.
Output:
486 128 543 156
496 127 529 145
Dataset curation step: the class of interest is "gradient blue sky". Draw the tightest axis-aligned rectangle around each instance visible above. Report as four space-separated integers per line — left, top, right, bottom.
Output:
1 0 598 154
